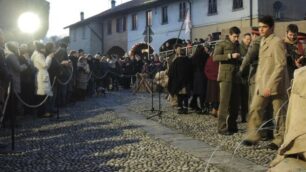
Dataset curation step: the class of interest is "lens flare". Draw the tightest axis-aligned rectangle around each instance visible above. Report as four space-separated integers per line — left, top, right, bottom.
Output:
18 12 41 34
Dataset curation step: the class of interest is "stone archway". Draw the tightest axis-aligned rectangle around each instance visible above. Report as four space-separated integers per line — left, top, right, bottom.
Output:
159 38 184 52
107 46 125 58
130 43 154 59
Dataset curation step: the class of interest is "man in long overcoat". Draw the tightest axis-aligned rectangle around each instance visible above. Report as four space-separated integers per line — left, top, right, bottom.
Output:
240 28 274 141
242 16 289 149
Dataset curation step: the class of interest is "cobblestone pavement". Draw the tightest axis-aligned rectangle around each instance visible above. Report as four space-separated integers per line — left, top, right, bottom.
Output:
127 92 277 168
0 91 221 172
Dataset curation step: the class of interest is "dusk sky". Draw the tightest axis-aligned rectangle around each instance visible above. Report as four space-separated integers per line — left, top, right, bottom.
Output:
46 0 131 37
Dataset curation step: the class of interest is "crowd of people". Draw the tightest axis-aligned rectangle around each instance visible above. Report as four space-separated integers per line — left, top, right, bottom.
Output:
1 15 306 170
0 37 170 118
165 15 306 170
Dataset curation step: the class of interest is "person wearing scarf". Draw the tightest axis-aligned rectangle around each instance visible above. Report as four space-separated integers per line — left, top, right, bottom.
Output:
76 55 90 101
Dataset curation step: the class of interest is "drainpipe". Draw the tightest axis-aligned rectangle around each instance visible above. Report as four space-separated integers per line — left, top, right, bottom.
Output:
250 0 253 27
101 22 104 54
188 0 192 41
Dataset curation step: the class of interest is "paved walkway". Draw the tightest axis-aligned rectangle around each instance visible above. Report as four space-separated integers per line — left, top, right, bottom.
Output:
115 104 267 172
0 93 209 172
0 91 268 171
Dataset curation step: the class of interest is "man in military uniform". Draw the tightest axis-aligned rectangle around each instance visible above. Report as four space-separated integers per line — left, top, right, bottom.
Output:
284 24 306 81
240 28 274 141
213 26 241 135
239 33 252 122
242 16 289 150
240 28 261 112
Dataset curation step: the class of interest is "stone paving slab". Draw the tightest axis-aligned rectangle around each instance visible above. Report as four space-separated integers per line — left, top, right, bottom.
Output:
115 105 267 172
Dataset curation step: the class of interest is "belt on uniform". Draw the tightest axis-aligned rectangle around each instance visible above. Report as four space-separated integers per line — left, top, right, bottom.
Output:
220 61 241 66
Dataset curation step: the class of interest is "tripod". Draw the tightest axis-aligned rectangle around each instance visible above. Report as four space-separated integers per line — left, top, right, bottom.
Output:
144 68 165 119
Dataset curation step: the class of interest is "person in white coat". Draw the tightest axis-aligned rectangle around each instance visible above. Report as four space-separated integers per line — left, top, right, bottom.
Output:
31 42 53 117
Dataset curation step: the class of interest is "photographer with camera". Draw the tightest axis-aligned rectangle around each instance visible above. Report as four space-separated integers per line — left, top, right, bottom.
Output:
284 24 306 80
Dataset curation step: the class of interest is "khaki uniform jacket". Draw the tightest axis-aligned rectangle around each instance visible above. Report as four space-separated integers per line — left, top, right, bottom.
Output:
240 36 261 84
213 39 240 82
255 34 289 96
239 42 249 57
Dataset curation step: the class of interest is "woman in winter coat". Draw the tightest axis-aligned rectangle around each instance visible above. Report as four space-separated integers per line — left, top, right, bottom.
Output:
31 42 53 96
204 47 219 117
31 42 53 116
76 55 90 100
189 45 209 114
19 44 36 116
168 45 193 114
5 42 27 119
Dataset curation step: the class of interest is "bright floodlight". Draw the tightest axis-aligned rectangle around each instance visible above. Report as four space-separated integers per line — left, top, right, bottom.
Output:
18 12 41 34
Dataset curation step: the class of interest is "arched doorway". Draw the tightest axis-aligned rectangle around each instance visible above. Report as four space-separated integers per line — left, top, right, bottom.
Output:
159 38 183 52
107 46 125 58
130 43 154 59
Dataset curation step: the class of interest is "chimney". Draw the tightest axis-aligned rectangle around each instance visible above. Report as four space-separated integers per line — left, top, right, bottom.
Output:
111 0 116 8
80 11 84 21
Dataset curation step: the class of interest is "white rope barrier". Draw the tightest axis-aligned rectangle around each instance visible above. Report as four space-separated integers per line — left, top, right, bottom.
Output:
14 77 57 109
56 65 74 86
0 82 11 126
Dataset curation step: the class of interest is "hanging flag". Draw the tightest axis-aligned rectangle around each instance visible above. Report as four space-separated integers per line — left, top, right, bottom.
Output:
184 9 191 34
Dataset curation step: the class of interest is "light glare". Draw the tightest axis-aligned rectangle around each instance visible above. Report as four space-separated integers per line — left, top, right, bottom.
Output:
18 12 41 34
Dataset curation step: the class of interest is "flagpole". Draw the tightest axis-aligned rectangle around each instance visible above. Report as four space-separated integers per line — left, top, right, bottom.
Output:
175 19 185 46
175 9 189 45
188 0 192 42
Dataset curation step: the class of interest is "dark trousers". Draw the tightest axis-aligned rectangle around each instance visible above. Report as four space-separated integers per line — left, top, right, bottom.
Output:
46 82 57 113
189 95 199 109
211 102 219 110
5 92 17 127
77 89 87 101
35 95 47 116
87 78 95 96
190 94 207 109
177 94 189 108
57 84 67 107
20 82 35 116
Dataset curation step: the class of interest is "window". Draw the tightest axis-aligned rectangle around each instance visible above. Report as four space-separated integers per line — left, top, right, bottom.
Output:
107 20 112 35
131 14 137 30
273 1 283 20
116 18 122 32
161 6 168 24
208 0 217 15
146 10 153 26
233 0 243 10
123 16 127 31
179 2 186 21
82 26 86 39
116 17 127 33
72 29 76 42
